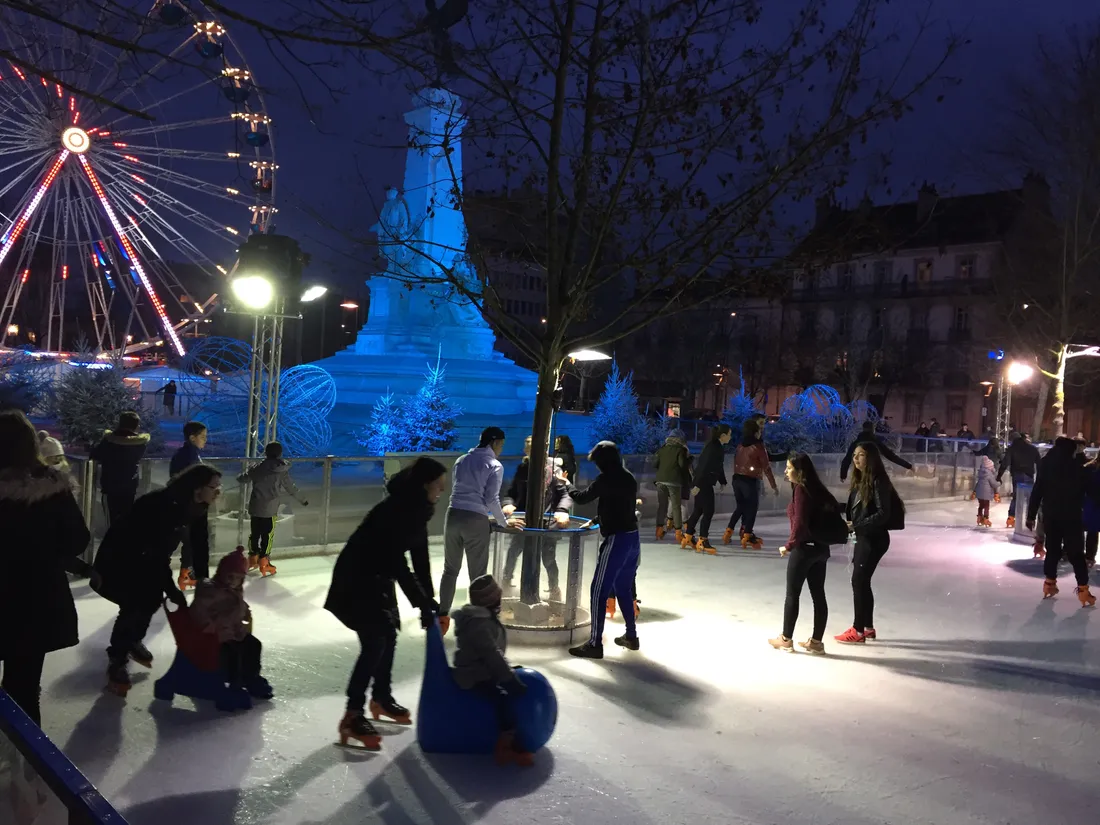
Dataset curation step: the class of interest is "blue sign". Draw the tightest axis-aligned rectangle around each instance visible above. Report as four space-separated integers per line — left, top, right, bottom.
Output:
988 349 1005 361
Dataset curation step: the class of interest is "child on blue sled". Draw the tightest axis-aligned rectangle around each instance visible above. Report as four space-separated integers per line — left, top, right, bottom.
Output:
452 574 533 766
190 548 273 703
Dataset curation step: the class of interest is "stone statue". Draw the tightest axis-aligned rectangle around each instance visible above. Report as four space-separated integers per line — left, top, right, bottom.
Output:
375 186 414 269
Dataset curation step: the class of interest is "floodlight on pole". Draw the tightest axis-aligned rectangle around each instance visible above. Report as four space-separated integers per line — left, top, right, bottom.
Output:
231 275 274 310
339 301 359 310
1007 362 1034 385
300 285 328 303
568 349 612 362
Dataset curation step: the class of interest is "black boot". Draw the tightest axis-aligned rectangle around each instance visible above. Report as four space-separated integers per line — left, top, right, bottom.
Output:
129 642 153 668
614 634 640 651
569 641 604 659
245 675 274 699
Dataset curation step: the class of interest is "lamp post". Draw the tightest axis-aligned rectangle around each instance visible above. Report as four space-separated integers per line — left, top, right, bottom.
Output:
995 361 1035 443
567 348 613 412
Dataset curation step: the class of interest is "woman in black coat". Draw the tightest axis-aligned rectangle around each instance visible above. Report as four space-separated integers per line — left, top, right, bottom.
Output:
554 435 578 483
94 464 222 694
0 411 92 726
325 458 446 750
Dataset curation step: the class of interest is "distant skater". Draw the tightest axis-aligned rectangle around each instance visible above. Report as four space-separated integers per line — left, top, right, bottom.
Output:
973 455 998 528
724 418 778 550
681 424 731 553
238 442 309 577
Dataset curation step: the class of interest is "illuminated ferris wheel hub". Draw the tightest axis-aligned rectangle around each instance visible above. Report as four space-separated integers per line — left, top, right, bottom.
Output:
60 127 91 154
0 1 278 359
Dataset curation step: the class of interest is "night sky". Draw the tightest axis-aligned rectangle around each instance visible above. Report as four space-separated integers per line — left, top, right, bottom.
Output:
231 0 1096 292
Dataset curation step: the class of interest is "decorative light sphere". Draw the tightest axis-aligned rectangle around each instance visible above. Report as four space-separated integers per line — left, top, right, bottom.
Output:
61 127 91 154
231 275 274 310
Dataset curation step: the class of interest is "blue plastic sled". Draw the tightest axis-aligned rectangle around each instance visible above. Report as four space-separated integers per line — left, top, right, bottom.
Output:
416 619 557 754
153 600 252 712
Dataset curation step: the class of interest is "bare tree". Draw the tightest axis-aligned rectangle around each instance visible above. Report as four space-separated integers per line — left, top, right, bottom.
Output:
993 25 1100 438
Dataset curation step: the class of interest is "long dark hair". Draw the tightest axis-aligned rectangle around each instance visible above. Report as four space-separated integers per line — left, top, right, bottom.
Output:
167 464 223 500
708 423 732 444
740 418 762 446
787 452 837 508
850 441 891 504
0 410 44 472
554 434 575 456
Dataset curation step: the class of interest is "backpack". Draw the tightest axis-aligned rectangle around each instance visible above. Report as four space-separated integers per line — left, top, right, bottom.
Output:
886 485 906 531
810 502 850 546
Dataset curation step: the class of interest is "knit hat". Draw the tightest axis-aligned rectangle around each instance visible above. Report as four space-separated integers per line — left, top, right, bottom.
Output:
216 547 249 579
468 574 503 608
37 431 64 460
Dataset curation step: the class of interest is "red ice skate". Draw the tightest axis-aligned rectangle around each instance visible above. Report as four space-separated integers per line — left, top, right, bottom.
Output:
1033 541 1046 560
105 660 131 696
655 525 666 541
258 557 277 577
722 527 735 545
675 529 684 544
337 711 382 750
679 533 695 549
177 567 197 590
494 732 534 767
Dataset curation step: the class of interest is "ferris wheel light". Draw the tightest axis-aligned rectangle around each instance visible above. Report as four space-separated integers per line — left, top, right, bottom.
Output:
231 275 274 310
61 127 91 153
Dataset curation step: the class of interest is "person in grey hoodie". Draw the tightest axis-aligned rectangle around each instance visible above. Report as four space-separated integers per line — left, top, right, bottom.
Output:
652 429 689 540
451 574 533 766
237 442 308 576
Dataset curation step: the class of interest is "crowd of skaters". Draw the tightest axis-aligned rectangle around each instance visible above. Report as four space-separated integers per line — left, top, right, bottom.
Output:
2 406 1096 769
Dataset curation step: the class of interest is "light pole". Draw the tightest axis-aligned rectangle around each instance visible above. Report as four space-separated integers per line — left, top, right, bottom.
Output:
995 361 1035 443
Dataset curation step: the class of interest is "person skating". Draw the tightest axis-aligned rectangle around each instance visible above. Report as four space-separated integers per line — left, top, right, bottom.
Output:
237 442 308 576
189 547 273 703
90 411 150 525
501 446 572 602
722 419 778 549
653 429 689 541
974 455 998 527
554 435 578 482
1084 454 1100 569
94 465 222 695
0 411 92 725
768 453 841 655
681 424 732 553
171 421 209 590
568 441 642 659
835 443 904 644
997 432 1039 528
452 574 534 766
957 423 973 440
325 458 445 749
438 427 521 634
1026 437 1094 606
839 421 913 481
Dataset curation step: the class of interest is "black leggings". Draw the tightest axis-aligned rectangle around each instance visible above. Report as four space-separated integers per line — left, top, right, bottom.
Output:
1087 531 1098 563
107 601 158 662
782 545 829 640
685 485 716 539
249 516 275 558
851 532 890 630
729 476 761 533
221 635 262 686
0 651 47 726
346 625 397 712
1043 520 1089 586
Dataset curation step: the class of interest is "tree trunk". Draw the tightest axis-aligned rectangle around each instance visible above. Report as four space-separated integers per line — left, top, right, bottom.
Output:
1051 345 1068 438
1031 375 1050 441
521 359 560 606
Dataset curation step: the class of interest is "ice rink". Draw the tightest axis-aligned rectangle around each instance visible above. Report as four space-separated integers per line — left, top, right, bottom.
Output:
40 500 1099 825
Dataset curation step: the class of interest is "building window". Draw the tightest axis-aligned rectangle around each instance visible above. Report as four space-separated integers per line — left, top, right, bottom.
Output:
956 255 976 279
837 263 854 291
873 260 893 285
947 395 965 429
836 308 850 338
799 310 817 341
915 258 933 283
872 308 885 330
904 395 922 426
954 306 970 331
911 307 928 329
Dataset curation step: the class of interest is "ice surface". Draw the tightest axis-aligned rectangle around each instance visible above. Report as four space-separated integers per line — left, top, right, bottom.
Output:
40 500 1099 825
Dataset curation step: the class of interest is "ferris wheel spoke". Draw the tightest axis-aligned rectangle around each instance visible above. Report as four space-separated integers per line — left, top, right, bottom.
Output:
106 170 243 248
102 143 251 164
101 73 219 132
96 152 246 209
0 150 55 203
111 115 233 139
92 31 199 117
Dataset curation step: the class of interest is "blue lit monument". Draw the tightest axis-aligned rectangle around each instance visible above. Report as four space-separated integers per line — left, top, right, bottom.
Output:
319 88 537 444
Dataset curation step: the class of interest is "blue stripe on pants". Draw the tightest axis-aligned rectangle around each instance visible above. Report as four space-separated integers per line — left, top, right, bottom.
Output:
589 531 641 645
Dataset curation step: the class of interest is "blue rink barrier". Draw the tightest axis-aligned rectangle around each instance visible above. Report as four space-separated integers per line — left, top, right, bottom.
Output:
0 689 128 825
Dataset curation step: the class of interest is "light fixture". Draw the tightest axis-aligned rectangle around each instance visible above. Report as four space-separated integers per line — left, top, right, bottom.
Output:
730 312 737 317
339 301 359 309
1007 362 1034 385
231 275 275 310
61 126 90 154
568 349 612 362
301 285 328 303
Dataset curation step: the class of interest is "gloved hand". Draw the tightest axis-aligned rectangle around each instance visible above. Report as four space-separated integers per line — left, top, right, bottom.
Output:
420 600 439 630
168 588 188 608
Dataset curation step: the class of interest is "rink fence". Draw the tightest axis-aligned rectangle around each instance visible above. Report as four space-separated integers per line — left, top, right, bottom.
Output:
65 444 988 563
0 690 128 825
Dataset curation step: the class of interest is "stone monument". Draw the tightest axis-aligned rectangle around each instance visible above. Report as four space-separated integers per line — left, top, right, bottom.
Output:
318 88 537 444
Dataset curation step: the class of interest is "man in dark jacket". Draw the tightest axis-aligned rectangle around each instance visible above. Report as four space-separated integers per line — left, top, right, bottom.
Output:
94 464 221 694
997 433 1039 527
90 411 150 525
170 421 209 590
840 422 913 481
567 441 641 659
1026 437 1094 605
653 430 689 539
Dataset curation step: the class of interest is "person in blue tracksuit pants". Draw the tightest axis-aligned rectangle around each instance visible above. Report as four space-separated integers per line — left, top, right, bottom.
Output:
567 441 641 659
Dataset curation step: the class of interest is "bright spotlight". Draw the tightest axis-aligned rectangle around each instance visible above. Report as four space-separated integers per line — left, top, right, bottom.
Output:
231 275 274 310
301 285 328 303
1007 362 1034 385
568 349 612 362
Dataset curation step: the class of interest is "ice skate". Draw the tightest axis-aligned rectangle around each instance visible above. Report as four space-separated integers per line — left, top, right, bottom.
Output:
1033 541 1046 560
614 633 640 651
548 586 562 602
177 567 196 591
129 642 154 668
634 599 641 619
1006 516 1016 529
1076 585 1096 607
665 517 674 530
969 492 976 501
799 639 826 655
494 731 534 767
976 514 983 526
245 676 274 700
605 597 616 618
740 533 764 550
1042 578 1059 599
834 627 866 644
674 529 684 543
247 554 259 571
337 711 382 750
695 537 717 555
568 641 604 659
370 698 412 724
258 557 277 577
679 533 695 549
994 493 1002 503
982 518 992 528
722 527 735 545
105 660 131 696
655 525 666 541
768 635 794 652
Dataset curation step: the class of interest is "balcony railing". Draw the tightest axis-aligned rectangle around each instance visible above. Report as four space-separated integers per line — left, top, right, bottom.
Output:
787 277 993 302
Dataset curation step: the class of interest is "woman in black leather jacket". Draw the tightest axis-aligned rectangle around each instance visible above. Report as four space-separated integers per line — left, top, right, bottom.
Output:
835 442 900 644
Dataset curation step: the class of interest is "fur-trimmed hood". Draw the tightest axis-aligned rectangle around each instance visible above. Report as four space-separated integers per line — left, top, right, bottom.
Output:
0 466 75 504
100 429 151 446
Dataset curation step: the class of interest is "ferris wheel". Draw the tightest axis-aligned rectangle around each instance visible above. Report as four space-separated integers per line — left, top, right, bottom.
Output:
0 0 277 357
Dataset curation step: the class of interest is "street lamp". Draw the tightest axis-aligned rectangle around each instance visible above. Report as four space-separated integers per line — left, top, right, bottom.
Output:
301 285 328 303
566 349 611 411
568 349 612 363
1007 362 1034 385
994 360 1035 443
230 275 275 311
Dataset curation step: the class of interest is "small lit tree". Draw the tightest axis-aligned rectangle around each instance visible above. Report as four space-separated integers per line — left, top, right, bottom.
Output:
401 357 462 452
53 361 139 449
590 361 649 454
355 391 409 454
